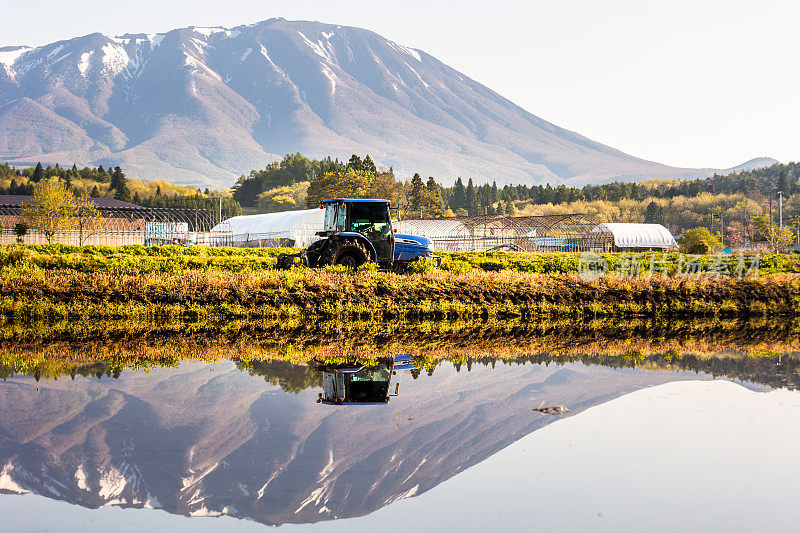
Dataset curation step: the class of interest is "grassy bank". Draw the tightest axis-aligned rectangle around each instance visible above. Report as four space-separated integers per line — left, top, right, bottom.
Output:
1 244 799 321
1 268 799 320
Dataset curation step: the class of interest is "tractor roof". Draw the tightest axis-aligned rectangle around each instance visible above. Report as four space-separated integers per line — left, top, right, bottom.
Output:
322 198 390 204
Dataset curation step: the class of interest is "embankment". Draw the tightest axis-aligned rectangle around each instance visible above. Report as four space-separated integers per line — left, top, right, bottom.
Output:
1 268 798 320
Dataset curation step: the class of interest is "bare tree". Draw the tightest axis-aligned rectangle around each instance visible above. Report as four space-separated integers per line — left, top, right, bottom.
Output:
74 197 103 245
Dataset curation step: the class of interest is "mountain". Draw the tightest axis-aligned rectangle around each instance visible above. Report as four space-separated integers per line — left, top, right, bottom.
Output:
721 157 780 174
0 360 704 525
0 19 776 187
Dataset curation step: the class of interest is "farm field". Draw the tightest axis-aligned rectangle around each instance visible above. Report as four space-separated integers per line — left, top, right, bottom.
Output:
1 244 800 322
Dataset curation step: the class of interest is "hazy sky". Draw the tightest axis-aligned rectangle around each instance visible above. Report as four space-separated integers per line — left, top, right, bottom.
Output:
2 0 797 169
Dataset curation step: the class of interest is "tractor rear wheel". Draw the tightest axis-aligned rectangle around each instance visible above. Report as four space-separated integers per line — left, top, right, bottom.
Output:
319 239 370 268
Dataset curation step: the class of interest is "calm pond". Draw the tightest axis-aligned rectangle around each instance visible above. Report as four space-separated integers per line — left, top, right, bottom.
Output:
1 353 799 532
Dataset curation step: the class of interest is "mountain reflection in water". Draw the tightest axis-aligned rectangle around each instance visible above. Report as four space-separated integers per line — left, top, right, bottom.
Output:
0 356 776 527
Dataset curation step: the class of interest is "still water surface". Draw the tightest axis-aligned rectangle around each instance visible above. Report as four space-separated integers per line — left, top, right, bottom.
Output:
0 355 798 532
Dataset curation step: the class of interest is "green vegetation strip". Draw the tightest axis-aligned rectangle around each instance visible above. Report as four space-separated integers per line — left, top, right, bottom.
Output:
4 244 800 275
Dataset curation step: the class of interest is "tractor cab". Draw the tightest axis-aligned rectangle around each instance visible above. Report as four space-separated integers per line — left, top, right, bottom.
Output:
320 199 395 265
315 355 417 405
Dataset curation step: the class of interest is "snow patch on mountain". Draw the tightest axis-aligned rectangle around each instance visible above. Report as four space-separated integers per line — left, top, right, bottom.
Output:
297 31 331 62
45 45 65 60
385 484 419 505
321 65 337 95
319 450 335 480
190 505 223 517
98 466 127 499
259 44 284 75
75 464 89 490
295 481 333 514
77 51 93 76
150 34 165 48
101 43 129 75
0 46 32 68
192 27 226 38
0 463 28 493
402 46 422 62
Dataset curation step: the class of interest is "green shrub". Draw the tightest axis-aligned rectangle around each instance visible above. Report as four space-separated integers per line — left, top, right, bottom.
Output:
405 258 439 274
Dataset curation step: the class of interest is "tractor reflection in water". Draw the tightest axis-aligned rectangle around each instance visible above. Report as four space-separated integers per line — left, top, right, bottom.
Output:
316 355 417 405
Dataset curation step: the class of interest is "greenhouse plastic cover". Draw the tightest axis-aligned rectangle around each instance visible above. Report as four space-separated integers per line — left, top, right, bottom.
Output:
212 209 325 246
592 223 678 249
394 219 468 238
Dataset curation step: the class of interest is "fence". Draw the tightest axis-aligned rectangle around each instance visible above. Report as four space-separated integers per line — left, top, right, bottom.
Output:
396 214 614 252
3 208 617 253
1 203 233 247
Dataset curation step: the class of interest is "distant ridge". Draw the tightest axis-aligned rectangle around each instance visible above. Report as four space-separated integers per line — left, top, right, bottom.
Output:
0 19 777 186
722 157 780 173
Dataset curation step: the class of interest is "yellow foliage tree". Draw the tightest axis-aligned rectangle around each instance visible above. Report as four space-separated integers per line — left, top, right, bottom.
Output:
678 227 722 254
257 181 310 213
21 181 76 243
369 172 405 206
306 169 374 207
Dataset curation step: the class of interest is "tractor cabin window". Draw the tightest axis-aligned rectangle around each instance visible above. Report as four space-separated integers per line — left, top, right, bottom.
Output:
323 203 346 232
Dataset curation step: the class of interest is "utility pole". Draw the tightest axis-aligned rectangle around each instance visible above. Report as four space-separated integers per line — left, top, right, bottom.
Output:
779 190 783 228
769 197 774 243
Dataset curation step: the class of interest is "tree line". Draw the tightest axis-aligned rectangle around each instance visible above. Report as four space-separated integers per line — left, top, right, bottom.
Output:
441 162 800 213
0 162 242 220
233 153 444 217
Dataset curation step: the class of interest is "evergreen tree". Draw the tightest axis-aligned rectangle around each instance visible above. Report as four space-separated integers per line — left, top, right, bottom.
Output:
451 177 466 211
32 162 44 183
409 173 424 213
426 176 437 192
465 178 479 215
111 166 131 202
424 176 443 217
362 155 377 176
90 185 100 197
347 154 363 172
778 170 790 197
644 201 664 224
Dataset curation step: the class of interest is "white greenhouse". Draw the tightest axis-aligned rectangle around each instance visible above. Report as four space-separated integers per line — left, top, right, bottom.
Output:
592 223 678 251
212 209 325 247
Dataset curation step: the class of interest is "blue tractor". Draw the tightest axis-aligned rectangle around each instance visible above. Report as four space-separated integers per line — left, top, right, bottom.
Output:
276 198 439 270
